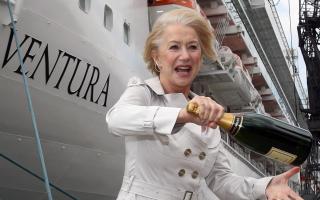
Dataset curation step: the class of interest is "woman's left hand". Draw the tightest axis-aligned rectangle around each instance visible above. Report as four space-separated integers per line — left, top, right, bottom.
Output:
265 167 303 200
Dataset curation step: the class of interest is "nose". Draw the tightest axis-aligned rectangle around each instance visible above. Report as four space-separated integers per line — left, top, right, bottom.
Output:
179 47 191 61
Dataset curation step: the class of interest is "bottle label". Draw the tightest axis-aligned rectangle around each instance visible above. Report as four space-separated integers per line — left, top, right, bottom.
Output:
265 147 297 164
229 115 243 136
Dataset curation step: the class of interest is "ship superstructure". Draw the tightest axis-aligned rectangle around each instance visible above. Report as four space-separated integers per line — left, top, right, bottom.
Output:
0 0 308 199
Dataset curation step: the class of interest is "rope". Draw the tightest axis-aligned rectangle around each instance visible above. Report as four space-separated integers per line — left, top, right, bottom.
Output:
6 2 53 200
0 153 79 200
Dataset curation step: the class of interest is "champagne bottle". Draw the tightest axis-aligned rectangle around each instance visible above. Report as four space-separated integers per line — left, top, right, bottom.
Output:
186 102 313 166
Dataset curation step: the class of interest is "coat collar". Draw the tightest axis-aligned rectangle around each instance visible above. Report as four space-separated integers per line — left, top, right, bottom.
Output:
145 76 165 95
144 76 197 98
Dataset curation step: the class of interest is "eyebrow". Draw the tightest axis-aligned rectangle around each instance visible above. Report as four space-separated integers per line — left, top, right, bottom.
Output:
168 40 199 44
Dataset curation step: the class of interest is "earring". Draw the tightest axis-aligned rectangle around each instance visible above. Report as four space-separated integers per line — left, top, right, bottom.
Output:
154 60 160 73
154 63 160 73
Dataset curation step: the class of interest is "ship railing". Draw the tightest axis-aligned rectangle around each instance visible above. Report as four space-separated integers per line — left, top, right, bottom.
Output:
214 14 230 50
0 153 79 200
198 0 230 50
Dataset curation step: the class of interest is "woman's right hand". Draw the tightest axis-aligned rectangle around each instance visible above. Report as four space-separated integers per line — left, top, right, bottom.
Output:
177 96 224 129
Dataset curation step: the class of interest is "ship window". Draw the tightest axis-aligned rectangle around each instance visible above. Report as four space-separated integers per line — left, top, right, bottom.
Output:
123 21 130 45
79 0 91 13
104 5 113 31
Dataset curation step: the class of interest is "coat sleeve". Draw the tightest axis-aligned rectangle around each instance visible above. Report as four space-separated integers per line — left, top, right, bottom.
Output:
205 143 273 200
106 79 182 136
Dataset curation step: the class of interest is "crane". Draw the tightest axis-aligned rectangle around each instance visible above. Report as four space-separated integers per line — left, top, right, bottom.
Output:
298 0 320 199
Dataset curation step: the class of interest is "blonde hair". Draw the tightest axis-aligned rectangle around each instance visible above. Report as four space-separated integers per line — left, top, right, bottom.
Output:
143 8 217 76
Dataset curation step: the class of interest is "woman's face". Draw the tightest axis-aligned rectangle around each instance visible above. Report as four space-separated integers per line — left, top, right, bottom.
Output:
154 24 202 94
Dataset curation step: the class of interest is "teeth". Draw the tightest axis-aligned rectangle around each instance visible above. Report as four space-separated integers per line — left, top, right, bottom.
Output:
176 67 191 72
176 66 191 70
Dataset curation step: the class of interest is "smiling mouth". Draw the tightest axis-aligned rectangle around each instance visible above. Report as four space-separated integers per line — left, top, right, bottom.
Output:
175 66 192 73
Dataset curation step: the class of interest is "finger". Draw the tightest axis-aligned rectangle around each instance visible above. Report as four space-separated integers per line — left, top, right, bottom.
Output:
214 104 224 123
202 100 211 124
195 100 204 117
199 97 212 124
208 121 218 129
198 102 208 124
207 101 223 128
282 167 300 180
194 97 204 116
207 100 217 123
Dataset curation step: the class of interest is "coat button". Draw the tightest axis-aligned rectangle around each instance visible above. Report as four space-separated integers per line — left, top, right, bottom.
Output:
178 169 186 177
191 171 199 179
184 149 192 157
199 152 206 160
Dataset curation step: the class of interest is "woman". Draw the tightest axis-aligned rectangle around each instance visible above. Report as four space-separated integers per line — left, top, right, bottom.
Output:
106 8 303 200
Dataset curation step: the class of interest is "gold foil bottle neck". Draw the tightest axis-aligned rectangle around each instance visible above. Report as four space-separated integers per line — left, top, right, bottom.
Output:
217 113 235 131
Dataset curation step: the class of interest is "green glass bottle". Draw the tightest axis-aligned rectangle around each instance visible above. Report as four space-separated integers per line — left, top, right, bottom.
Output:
187 102 313 166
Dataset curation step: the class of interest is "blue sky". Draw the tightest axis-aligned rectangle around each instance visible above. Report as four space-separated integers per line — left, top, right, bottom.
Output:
275 0 308 91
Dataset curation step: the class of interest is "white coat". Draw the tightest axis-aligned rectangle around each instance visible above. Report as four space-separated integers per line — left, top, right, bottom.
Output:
106 76 272 200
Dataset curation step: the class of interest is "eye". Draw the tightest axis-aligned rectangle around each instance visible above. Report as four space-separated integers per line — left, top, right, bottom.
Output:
189 44 199 50
169 44 179 50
